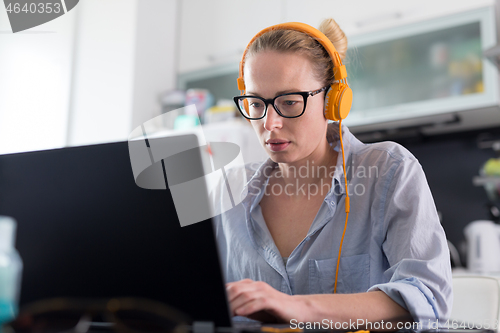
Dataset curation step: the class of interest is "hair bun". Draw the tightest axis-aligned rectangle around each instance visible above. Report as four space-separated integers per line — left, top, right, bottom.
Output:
319 18 348 61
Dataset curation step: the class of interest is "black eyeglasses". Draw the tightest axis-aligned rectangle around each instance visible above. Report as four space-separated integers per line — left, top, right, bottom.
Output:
233 86 329 120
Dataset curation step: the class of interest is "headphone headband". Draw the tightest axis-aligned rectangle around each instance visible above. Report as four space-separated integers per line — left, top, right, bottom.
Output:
237 22 347 93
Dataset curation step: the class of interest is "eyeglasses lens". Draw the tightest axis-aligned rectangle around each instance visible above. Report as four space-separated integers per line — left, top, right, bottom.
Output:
238 97 264 119
275 94 304 117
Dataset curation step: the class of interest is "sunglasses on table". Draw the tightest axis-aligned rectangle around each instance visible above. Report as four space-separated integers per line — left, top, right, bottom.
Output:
4 297 190 333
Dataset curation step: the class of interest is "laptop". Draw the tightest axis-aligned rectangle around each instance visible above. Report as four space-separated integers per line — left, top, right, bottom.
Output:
0 135 259 329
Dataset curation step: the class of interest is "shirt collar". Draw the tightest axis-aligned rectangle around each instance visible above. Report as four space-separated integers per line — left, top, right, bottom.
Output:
328 122 356 196
242 122 357 208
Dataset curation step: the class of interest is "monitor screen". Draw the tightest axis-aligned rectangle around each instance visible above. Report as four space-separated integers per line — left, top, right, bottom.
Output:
0 140 231 326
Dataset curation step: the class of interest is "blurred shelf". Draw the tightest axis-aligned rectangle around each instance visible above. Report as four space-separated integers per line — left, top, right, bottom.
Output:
472 175 500 186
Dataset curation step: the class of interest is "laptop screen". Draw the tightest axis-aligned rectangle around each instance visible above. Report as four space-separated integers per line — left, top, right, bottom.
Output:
0 138 232 327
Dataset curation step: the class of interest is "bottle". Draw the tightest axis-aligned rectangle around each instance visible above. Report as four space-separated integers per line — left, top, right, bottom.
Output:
0 216 23 328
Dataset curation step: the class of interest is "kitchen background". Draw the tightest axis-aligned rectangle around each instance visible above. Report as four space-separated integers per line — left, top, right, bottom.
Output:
2 0 500 268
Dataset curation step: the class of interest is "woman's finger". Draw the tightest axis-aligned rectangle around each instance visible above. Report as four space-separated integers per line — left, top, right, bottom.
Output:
231 288 272 311
228 286 268 314
226 279 260 302
232 291 273 316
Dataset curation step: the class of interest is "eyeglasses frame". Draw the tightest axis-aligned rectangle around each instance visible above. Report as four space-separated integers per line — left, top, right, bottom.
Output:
233 85 330 120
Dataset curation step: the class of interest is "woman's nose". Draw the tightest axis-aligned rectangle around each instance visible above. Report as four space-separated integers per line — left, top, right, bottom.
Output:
263 104 283 131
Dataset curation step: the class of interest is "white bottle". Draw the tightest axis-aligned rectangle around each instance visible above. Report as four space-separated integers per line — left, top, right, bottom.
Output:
464 220 500 272
0 216 23 325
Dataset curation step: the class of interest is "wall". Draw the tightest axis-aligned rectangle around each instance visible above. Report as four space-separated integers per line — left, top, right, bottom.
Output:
0 4 76 154
68 0 178 146
130 0 178 131
67 0 137 146
0 0 178 152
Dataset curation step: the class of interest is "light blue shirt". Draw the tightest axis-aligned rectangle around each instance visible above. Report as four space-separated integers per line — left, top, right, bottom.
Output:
212 123 452 326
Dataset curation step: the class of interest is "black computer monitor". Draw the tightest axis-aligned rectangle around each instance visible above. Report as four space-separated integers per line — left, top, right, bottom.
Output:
0 139 231 327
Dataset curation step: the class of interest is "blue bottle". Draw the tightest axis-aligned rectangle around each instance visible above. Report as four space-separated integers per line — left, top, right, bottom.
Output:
0 216 22 331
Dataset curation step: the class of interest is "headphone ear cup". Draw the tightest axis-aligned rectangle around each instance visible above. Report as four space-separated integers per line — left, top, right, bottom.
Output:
324 86 337 121
335 84 353 121
324 83 353 121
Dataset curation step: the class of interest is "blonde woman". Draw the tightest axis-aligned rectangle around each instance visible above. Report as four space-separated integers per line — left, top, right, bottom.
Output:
212 18 452 328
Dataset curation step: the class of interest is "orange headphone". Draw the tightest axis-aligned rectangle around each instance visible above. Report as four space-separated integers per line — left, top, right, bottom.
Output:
237 22 353 122
237 22 352 294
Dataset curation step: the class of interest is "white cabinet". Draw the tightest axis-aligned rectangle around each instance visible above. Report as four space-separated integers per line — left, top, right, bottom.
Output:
285 0 495 36
342 6 500 133
179 0 496 74
179 0 283 73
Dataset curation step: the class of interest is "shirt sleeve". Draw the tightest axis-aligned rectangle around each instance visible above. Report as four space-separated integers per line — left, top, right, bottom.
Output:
367 155 453 328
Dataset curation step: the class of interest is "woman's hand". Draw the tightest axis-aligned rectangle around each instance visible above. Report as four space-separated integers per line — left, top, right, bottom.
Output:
225 279 309 323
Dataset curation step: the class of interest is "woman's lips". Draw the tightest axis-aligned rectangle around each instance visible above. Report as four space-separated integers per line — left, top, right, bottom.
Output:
266 140 291 152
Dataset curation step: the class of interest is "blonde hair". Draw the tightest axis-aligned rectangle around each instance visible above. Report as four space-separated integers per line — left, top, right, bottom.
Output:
245 18 348 87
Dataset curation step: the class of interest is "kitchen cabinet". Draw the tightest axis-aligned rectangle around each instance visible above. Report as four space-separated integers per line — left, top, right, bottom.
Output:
179 0 495 74
285 0 494 36
178 0 283 73
342 6 500 133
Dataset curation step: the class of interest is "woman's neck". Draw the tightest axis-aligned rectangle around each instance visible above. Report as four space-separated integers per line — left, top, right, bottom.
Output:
273 140 338 190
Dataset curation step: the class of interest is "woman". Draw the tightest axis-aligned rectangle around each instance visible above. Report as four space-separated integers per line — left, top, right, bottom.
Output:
212 18 452 328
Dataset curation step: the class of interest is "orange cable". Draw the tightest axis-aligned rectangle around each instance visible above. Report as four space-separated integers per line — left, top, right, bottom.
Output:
334 119 350 294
